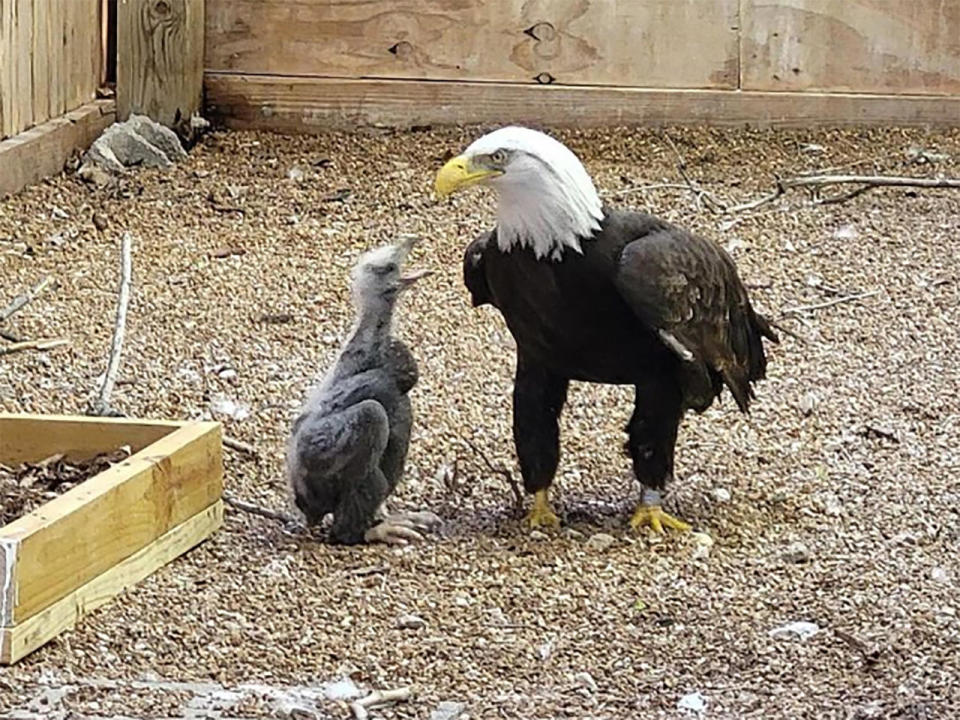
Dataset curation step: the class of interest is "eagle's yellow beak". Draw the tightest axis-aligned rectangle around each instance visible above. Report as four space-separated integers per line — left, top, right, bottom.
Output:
434 154 502 197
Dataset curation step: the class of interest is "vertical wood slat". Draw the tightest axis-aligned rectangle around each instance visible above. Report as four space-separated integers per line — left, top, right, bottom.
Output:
1 0 102 141
117 0 205 128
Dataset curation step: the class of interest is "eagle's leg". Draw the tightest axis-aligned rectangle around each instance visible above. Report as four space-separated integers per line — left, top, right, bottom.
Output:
626 379 691 533
513 354 569 529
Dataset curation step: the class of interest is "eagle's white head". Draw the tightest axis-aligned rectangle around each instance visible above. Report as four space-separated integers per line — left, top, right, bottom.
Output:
434 126 604 261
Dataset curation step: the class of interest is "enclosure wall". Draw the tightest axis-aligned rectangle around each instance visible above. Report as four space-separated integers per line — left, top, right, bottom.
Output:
204 0 960 129
0 0 103 140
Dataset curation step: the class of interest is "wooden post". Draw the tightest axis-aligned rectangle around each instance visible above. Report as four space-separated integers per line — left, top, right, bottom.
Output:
116 0 203 128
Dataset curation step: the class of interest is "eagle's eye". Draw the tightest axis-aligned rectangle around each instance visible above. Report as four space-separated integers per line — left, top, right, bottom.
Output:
490 149 508 166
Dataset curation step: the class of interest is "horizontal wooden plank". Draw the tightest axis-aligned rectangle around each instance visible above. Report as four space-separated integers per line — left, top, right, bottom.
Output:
205 0 739 89
205 74 960 130
0 99 115 199
1 500 223 664
0 413 181 465
742 0 960 95
1 421 223 622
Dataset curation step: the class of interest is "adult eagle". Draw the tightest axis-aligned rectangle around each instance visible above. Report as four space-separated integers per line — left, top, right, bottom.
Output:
435 126 778 532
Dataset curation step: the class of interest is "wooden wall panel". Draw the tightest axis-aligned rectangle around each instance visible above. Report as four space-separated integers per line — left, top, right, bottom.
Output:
205 0 740 90
743 0 960 95
0 0 101 141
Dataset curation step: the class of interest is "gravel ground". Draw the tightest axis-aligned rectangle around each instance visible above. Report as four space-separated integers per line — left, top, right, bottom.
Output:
0 125 958 720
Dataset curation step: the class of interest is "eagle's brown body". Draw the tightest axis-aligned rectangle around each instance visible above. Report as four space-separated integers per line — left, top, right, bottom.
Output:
464 208 777 499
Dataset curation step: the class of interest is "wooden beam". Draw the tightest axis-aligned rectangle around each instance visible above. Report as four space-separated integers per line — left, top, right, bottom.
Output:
0 98 115 198
0 420 222 623
117 0 204 127
1 500 223 664
0 413 181 465
205 74 960 131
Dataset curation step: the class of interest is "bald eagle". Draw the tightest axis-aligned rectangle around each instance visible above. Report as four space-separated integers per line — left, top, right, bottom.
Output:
435 127 778 532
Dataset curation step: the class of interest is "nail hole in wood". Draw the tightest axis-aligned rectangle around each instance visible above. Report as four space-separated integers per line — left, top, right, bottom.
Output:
534 72 555 84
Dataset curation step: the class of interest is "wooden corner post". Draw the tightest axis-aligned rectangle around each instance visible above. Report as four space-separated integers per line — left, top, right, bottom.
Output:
116 0 204 128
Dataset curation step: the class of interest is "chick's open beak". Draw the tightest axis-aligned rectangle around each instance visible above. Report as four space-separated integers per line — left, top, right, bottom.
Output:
434 154 502 197
399 268 432 288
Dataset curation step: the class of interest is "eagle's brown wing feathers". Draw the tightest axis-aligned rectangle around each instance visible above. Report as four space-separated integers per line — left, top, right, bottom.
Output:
614 229 778 413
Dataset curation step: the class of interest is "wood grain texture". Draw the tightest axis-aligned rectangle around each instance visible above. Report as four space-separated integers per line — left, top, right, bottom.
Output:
0 419 222 622
205 74 960 131
117 0 205 126
0 0 102 139
1 501 222 664
0 413 181 465
742 0 960 94
0 99 114 198
205 0 740 89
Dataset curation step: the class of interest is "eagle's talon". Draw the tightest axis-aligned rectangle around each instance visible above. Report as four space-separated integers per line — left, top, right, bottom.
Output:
525 489 560 529
630 504 690 533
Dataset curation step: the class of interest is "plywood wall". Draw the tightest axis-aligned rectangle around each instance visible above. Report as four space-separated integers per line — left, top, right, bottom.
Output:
742 0 960 94
206 0 740 89
0 0 102 140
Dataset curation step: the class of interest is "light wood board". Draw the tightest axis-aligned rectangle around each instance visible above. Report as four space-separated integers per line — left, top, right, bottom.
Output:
0 0 102 140
742 0 960 95
117 0 204 126
205 74 960 131
0 419 222 623
205 0 740 89
1 501 223 665
0 99 115 199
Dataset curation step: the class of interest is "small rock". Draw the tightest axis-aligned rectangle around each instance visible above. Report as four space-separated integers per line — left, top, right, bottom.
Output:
218 368 238 381
678 691 707 714
573 671 598 693
537 638 555 660
78 163 113 187
584 532 616 552
322 677 362 701
781 541 811 564
430 701 466 720
563 528 586 541
528 530 549 541
194 169 210 179
396 613 426 629
710 487 731 502
92 212 109 231
51 206 69 220
769 620 820 641
833 225 859 241
931 567 949 583
287 165 305 182
799 392 818 416
800 143 825 154
690 532 714 560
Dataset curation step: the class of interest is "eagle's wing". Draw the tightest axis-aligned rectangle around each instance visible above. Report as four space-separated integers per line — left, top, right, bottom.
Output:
613 229 777 412
463 230 495 307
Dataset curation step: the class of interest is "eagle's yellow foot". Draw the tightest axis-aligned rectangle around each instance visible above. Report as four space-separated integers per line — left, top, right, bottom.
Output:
630 504 691 533
526 489 560 529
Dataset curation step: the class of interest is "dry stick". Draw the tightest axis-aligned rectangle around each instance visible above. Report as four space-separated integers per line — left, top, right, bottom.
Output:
780 289 880 317
727 174 960 214
463 436 523 511
661 133 728 213
90 233 133 416
222 491 298 525
223 435 259 457
350 687 413 720
0 276 56 323
0 338 69 356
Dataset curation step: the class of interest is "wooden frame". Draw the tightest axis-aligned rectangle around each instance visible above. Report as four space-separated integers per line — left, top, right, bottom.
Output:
205 75 960 131
0 414 223 665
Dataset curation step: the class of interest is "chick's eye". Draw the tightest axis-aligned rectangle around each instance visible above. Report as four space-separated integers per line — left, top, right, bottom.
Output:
491 150 507 165
384 263 398 274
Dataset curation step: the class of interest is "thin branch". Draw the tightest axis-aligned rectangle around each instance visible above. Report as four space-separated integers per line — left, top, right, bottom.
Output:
223 435 259 457
90 233 133 416
765 319 808 344
727 173 960 214
0 338 69 356
661 133 728 213
463 436 523 511
223 491 299 525
350 687 414 720
781 289 879 317
0 276 57 323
